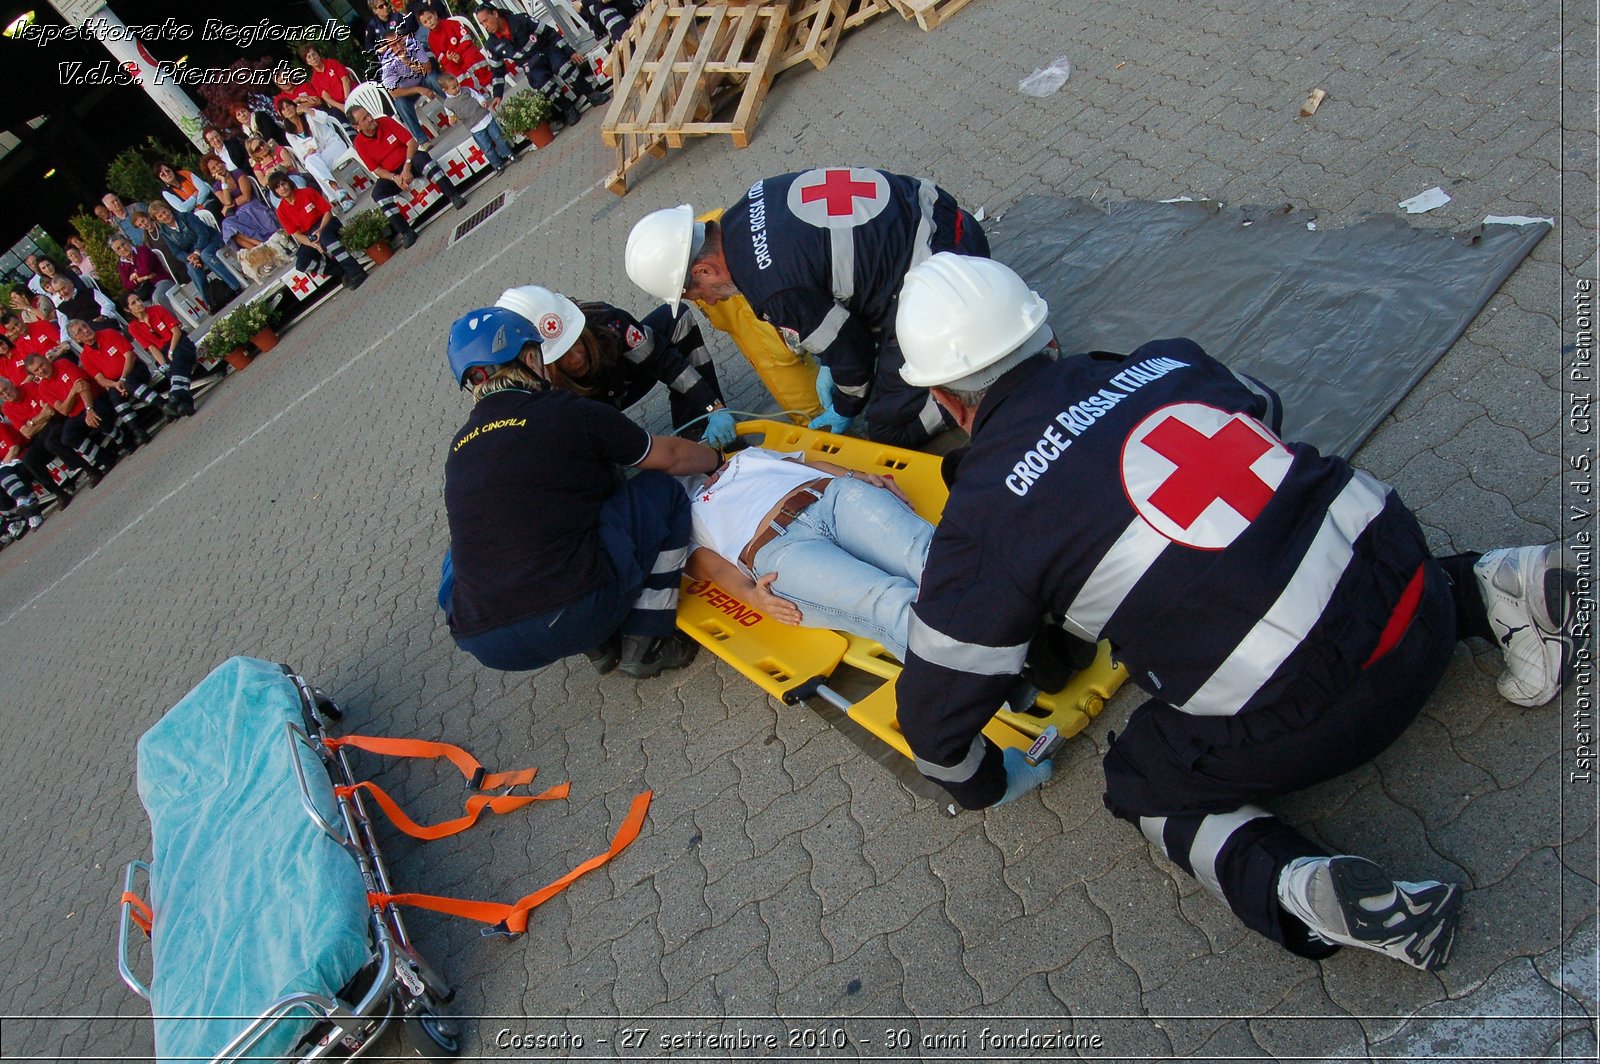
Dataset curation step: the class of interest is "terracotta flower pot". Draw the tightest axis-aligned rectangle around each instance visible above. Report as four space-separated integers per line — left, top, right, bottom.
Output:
250 326 278 353
224 348 252 372
365 240 393 266
528 122 555 148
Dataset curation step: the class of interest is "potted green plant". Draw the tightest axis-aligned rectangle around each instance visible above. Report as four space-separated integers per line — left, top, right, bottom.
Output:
237 296 284 353
497 88 559 148
200 311 252 372
342 208 395 265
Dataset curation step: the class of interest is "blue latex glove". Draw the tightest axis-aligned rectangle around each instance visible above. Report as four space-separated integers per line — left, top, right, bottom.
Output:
703 409 737 449
997 746 1055 805
814 364 836 408
808 404 853 434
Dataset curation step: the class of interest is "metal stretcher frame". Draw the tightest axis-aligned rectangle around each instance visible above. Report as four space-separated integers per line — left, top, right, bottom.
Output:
117 666 460 1063
676 420 1127 760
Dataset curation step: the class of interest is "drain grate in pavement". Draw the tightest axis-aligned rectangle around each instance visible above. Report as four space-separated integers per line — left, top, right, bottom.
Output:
450 191 510 243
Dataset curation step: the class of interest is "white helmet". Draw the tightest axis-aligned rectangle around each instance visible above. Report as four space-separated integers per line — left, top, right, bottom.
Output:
897 254 1052 389
494 285 585 364
625 204 705 313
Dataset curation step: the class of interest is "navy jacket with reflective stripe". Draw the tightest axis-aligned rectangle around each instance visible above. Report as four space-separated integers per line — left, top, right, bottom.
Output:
898 339 1430 807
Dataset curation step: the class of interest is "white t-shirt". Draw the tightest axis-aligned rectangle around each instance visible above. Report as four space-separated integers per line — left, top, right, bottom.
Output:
689 448 832 573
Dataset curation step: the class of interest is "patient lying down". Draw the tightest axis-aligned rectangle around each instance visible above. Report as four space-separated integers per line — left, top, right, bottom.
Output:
684 447 934 660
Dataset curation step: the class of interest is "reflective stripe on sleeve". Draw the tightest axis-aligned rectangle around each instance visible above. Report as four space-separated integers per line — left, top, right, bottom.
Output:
668 366 701 394
1177 471 1390 716
800 303 851 355
908 178 939 268
907 612 1029 675
914 734 986 783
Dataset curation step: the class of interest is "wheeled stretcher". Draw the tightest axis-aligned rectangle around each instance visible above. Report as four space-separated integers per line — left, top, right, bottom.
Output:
117 657 648 1063
676 420 1127 764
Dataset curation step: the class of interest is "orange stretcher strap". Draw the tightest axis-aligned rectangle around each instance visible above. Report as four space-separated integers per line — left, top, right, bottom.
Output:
337 779 571 840
322 734 539 790
122 891 153 936
369 790 652 934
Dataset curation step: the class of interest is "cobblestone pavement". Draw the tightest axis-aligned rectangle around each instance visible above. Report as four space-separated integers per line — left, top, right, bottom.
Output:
0 0 1595 1060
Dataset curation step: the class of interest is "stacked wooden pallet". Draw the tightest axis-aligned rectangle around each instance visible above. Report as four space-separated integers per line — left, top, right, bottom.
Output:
599 0 966 193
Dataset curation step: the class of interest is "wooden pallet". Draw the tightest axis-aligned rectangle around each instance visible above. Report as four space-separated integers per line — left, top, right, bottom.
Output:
776 0 847 72
885 0 973 31
602 1 789 193
842 0 894 30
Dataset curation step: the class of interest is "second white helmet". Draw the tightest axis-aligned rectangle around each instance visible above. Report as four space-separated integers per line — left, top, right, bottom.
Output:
625 204 705 313
494 285 585 365
897 253 1052 389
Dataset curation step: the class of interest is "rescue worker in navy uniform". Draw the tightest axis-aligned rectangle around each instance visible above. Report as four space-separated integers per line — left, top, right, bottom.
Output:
492 286 737 448
442 306 720 678
475 2 611 129
624 167 990 450
891 254 1583 971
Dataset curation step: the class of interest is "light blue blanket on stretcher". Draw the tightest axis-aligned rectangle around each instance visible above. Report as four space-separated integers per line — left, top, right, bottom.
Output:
137 657 371 1063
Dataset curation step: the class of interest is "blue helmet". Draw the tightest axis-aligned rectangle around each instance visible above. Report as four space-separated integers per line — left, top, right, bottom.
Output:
447 307 541 388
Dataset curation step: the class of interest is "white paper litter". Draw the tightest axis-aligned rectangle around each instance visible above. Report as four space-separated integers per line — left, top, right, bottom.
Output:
1399 187 1451 214
1307 221 1319 231
973 206 986 221
1159 195 1196 204
1484 214 1554 227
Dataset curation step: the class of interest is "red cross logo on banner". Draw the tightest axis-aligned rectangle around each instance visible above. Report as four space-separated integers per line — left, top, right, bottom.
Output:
466 146 486 168
786 167 890 229
446 158 467 179
1121 403 1293 549
410 187 429 206
350 173 371 191
291 274 312 294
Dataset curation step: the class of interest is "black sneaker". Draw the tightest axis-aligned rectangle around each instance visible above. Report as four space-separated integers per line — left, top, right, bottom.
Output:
583 633 622 675
1277 855 1462 970
562 104 582 127
616 632 698 679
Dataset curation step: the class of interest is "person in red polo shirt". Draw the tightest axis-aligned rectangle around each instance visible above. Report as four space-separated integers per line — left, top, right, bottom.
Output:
0 375 101 501
0 334 32 386
270 170 368 291
300 45 356 111
349 103 468 241
68 320 156 445
0 416 46 540
123 294 199 417
24 352 123 470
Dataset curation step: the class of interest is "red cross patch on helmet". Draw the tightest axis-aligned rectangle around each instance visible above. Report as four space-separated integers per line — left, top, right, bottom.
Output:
538 313 564 339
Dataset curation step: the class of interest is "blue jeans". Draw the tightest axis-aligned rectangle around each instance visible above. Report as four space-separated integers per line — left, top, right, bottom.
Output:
391 90 430 143
750 477 934 660
190 237 243 293
471 122 514 169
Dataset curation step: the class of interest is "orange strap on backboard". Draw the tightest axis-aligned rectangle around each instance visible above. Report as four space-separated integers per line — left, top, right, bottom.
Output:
122 891 153 936
368 790 652 934
336 779 570 840
322 734 538 790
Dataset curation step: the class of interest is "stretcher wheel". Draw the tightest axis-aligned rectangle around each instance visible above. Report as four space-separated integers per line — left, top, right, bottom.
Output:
311 688 343 721
403 1006 461 1058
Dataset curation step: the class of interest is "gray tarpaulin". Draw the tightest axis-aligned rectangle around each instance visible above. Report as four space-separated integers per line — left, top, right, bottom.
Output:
986 196 1549 456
